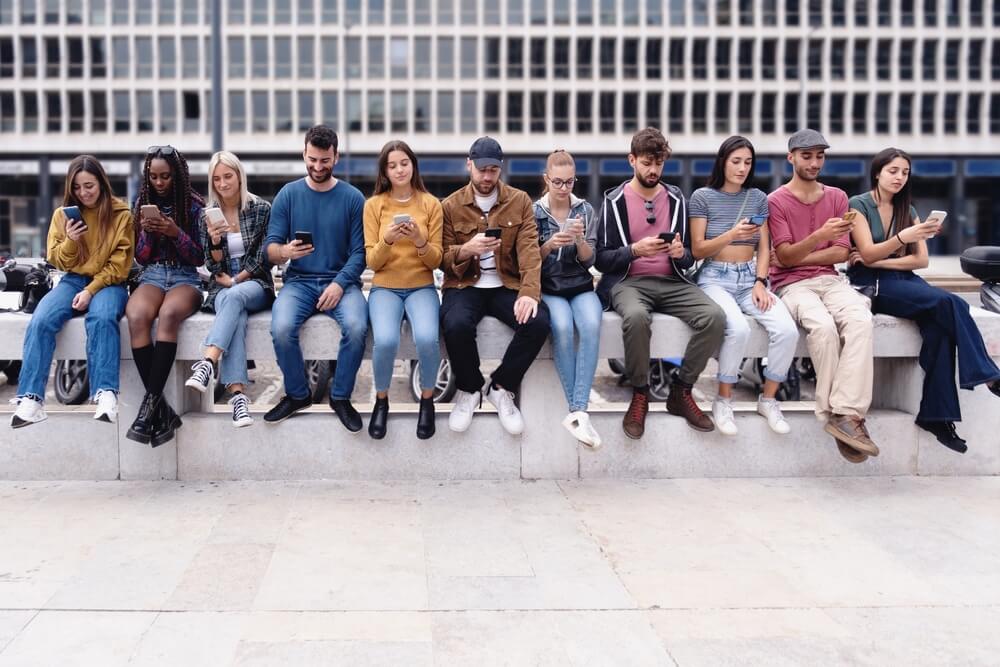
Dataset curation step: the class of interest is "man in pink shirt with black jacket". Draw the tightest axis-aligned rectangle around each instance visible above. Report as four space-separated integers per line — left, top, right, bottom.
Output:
595 128 726 439
768 129 878 463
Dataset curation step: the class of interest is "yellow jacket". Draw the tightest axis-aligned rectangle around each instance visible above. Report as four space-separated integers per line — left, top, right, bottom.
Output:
46 198 134 295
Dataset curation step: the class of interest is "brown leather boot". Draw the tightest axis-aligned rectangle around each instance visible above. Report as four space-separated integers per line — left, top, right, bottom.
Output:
623 388 649 440
666 384 715 432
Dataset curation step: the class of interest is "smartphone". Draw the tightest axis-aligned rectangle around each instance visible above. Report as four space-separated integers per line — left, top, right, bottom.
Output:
657 232 677 242
392 214 413 227
204 207 227 231
927 210 947 239
294 231 314 246
749 214 767 226
140 204 161 220
842 211 858 222
484 228 501 239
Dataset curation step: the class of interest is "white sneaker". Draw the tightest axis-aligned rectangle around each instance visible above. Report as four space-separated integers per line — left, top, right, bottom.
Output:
485 383 524 435
93 390 118 423
185 359 215 393
229 392 254 428
10 396 46 428
562 411 602 450
712 398 738 436
757 395 791 434
448 389 481 432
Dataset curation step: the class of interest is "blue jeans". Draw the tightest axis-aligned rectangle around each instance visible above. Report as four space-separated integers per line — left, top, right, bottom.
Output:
368 285 440 393
542 291 602 412
204 280 270 387
138 263 202 291
698 260 799 384
270 278 368 401
17 273 128 402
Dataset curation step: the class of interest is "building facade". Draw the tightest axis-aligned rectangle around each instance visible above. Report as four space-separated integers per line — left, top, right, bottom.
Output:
1 0 999 255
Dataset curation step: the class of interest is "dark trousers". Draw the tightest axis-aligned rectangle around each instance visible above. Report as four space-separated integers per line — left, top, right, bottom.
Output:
851 267 1000 421
440 286 551 394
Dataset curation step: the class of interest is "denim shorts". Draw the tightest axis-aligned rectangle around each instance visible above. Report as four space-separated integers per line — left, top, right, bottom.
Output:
139 263 203 292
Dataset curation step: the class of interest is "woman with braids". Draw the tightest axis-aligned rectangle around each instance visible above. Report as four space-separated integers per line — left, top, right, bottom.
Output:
848 147 1000 454
124 145 205 447
10 156 133 428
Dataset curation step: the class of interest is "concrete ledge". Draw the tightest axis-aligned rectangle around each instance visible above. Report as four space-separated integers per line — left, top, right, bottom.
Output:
2 415 120 480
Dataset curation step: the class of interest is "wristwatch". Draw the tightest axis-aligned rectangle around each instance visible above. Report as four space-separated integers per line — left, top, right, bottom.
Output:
754 276 769 288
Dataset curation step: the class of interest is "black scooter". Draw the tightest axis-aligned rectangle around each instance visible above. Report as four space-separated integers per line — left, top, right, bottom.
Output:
0 257 53 386
959 246 1000 314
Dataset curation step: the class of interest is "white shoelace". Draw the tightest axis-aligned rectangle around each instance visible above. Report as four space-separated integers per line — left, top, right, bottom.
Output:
189 360 213 386
231 394 251 421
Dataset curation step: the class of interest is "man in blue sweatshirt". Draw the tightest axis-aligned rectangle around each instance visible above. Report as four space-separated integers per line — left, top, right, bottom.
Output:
263 125 368 432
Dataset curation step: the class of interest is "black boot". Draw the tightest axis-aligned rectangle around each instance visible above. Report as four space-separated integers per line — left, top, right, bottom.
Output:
916 420 968 454
126 392 162 444
150 397 182 448
416 396 435 440
368 396 389 439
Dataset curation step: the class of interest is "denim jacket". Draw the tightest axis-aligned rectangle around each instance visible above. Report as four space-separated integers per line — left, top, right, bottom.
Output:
533 194 597 296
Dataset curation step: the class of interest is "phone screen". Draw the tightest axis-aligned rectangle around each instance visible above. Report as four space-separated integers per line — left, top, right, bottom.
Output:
749 214 767 226
484 228 501 239
140 204 160 220
62 206 82 222
294 231 314 246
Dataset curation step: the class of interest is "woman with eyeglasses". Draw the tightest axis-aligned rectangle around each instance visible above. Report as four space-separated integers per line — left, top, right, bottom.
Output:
183 151 274 428
848 147 1000 454
689 136 799 437
533 149 602 448
124 145 205 447
10 156 134 429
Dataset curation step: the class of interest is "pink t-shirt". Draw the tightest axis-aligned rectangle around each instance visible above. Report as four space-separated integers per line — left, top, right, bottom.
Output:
623 185 672 277
767 184 850 291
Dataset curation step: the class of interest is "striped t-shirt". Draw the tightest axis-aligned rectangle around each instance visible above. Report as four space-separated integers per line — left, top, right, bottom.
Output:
688 187 769 247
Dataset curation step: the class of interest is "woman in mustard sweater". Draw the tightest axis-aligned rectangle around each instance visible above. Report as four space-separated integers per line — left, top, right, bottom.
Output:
363 140 443 440
11 155 134 428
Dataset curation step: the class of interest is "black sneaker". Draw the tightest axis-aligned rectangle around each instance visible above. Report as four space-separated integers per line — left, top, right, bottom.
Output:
916 420 968 454
330 398 363 433
263 394 312 423
988 380 1000 399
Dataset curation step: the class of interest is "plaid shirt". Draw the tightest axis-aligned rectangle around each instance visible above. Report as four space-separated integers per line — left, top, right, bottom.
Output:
201 195 275 311
134 199 205 267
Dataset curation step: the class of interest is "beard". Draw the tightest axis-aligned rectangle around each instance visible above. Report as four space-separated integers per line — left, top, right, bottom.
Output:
793 166 819 182
308 167 333 184
473 179 496 196
639 173 660 188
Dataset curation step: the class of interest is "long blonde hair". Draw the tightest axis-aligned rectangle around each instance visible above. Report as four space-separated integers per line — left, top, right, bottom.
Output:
541 149 576 196
206 150 253 212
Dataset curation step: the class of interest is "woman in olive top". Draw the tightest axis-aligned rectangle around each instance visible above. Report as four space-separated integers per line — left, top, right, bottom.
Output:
11 155 133 428
363 140 443 440
848 147 1000 453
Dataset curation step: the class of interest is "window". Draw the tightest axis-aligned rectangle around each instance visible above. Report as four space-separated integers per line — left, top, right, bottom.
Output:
182 90 200 131
136 90 152 131
135 36 153 78
646 38 662 78
554 39 569 78
251 37 268 78
530 38 546 78
299 0 314 22
275 37 291 78
414 37 431 77
944 40 959 80
692 92 707 132
112 0 128 23
160 90 177 132
0 92 14 132
920 93 936 133
507 38 523 79
22 91 38 131
551 92 569 132
831 39 846 79
738 0 753 24
968 40 983 80
623 38 639 78
854 0 868 24
898 92 913 133
832 0 845 24
297 36 314 78
715 92 730 132
530 91 545 132
600 38 616 78
530 0 545 24
389 0 406 22
807 39 822 79
275 91 292 131
668 91 684 133
693 0 707 24
993 42 1000 79
577 38 592 78
414 91 430 131
135 0 151 23
0 0 12 23
251 90 268 132
0 38 12 77
390 91 408 132
760 92 775 132
181 0 197 23
669 39 684 78
623 92 639 131
805 92 820 132
599 0 615 24
877 0 890 25
922 39 937 80
761 0 776 23
228 0 245 23
761 39 776 79
785 0 799 25
669 0 685 24
784 91 800 133
461 92 477 132
322 90 338 128
992 94 1000 133
853 38 868 80
599 91 615 132
368 0 384 23
738 40 754 79
437 90 454 132
784 39 799 80
967 92 981 133
943 93 958 133
484 0 499 23
716 38 731 79
297 90 314 130
647 91 662 128
437 37 453 78
461 0 477 23
485 37 500 78
90 91 107 132
508 0 523 23
829 92 845 133
46 91 61 131
508 91 523 132
112 37 128 78
623 0 638 24
970 0 982 24
484 91 499 132
113 90 129 131
875 92 890 132
390 37 407 78
901 0 914 24
90 37 106 77
274 0 291 22
852 92 867 133
461 37 477 79
21 37 37 77
693 38 708 79
44 37 59 78
898 39 914 80
182 37 198 77
159 37 176 78
736 92 752 133
576 91 592 132
437 0 453 23
323 37 340 79
876 39 891 80
368 37 384 78
321 0 336 22
924 0 936 25
716 0 731 24
90 0 105 23
577 0 592 24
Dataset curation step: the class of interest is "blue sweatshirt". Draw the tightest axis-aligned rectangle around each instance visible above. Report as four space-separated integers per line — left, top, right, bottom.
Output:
264 178 366 289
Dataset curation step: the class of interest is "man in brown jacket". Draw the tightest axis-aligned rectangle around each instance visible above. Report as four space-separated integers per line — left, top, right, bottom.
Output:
441 136 550 435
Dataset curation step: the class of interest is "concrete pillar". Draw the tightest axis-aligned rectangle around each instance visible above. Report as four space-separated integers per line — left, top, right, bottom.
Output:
37 155 51 256
587 156 601 208
770 158 784 192
948 164 967 254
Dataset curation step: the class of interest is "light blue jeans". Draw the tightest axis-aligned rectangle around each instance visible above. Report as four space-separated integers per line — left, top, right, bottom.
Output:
204 280 270 387
270 278 368 401
698 260 799 384
368 285 440 393
542 290 603 412
17 272 128 402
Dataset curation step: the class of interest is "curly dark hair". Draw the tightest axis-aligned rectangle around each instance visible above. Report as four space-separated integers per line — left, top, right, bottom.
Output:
134 145 204 235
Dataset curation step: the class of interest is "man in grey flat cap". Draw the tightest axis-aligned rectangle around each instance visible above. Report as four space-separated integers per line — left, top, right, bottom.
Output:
766 129 879 464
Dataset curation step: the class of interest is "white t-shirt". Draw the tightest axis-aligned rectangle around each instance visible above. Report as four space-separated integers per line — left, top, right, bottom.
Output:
473 190 503 289
226 231 246 259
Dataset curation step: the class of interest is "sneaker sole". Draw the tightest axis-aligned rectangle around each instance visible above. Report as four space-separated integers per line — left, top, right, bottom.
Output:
10 415 46 428
125 429 151 445
823 422 879 456
834 437 869 463
185 379 210 393
94 412 115 423
232 418 254 428
263 405 310 424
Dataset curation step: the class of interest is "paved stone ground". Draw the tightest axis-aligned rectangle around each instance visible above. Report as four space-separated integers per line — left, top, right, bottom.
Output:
0 477 998 665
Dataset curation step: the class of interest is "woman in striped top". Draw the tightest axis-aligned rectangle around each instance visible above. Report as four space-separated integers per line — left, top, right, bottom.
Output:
689 136 799 437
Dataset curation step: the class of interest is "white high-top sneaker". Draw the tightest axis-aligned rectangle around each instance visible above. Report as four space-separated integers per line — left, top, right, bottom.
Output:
10 396 46 428
93 390 118 423
485 383 524 435
757 395 791 434
712 398 738 436
448 389 481 432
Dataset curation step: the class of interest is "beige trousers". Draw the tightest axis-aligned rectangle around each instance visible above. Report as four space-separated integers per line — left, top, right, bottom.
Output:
777 275 873 420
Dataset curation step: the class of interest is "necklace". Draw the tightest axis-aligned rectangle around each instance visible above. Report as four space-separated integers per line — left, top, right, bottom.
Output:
392 191 413 202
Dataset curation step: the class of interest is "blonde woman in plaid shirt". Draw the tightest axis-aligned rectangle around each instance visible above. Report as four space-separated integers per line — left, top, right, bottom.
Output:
185 151 274 427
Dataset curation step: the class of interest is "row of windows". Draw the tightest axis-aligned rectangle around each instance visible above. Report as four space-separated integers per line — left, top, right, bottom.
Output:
3 0 999 28
3 89 1000 137
5 35 1000 83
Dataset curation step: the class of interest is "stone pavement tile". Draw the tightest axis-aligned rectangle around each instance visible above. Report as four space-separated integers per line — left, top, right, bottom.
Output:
0 611 35 654
617 568 813 610
253 494 427 611
200 482 299 546
427 573 636 611
430 610 673 666
232 640 434 666
163 543 276 611
0 610 156 667
126 611 249 666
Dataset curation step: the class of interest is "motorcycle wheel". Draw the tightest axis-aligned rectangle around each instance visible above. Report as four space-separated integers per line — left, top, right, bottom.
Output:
306 360 335 404
54 360 90 405
409 359 457 403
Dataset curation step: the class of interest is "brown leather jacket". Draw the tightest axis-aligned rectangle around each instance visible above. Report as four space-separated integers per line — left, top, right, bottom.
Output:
441 180 542 301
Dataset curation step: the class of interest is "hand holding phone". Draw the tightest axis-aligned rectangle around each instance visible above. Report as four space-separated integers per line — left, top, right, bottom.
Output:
294 230 314 247
749 214 768 226
926 210 947 239
392 214 413 228
62 206 87 240
484 228 502 240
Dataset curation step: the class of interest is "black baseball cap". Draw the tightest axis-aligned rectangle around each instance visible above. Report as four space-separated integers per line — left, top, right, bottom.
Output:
469 136 504 169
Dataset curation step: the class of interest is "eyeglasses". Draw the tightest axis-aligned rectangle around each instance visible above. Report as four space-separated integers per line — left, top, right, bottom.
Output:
644 200 656 224
147 145 176 158
547 177 576 190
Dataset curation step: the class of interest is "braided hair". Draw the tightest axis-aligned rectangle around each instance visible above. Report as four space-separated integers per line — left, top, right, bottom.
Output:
134 146 205 236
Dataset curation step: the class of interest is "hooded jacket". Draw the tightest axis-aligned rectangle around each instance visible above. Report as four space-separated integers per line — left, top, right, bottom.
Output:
46 197 134 295
593 179 694 309
532 193 597 296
